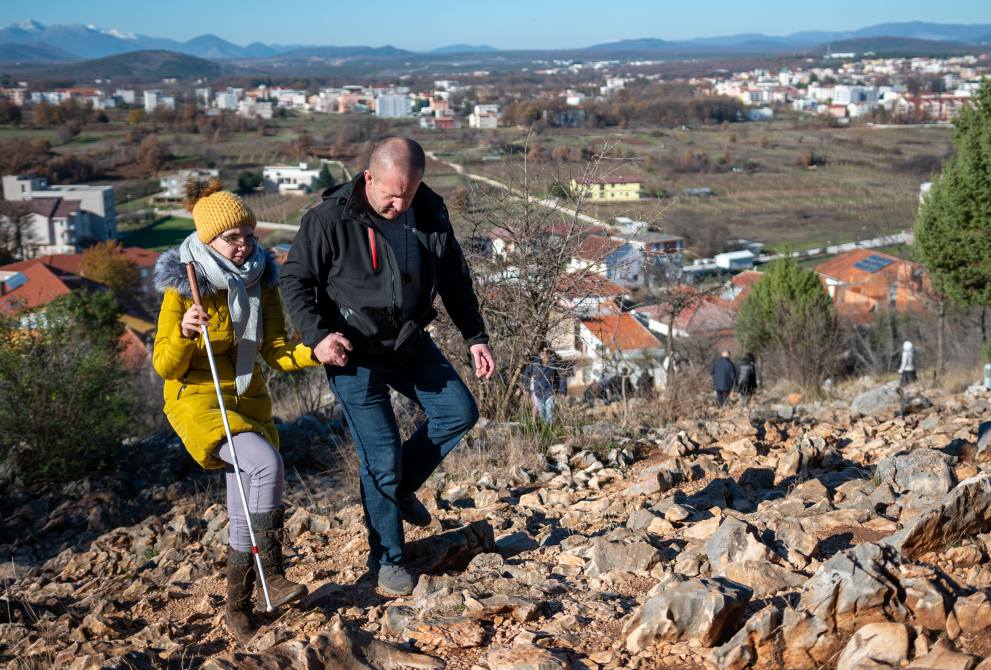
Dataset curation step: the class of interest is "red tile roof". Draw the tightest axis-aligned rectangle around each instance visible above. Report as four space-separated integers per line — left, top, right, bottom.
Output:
574 235 625 261
0 247 160 276
675 295 737 333
119 327 149 370
730 270 764 305
558 272 627 299
0 264 71 314
582 312 660 351
816 249 904 283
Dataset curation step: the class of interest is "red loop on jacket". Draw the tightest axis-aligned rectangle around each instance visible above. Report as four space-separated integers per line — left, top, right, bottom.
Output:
367 227 378 270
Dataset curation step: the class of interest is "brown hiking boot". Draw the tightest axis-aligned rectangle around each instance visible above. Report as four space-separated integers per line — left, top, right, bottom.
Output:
224 549 256 646
250 507 307 609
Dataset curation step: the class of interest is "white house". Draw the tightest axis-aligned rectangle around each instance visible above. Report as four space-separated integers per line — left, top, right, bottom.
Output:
375 95 412 118
143 90 160 112
568 234 645 289
3 175 116 244
714 250 755 271
155 168 220 204
468 104 500 129
262 163 322 194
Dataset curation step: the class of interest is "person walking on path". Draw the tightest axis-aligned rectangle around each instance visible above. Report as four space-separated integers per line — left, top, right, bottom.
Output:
710 350 738 408
736 352 758 407
522 344 566 424
153 179 319 645
281 137 495 597
899 340 917 386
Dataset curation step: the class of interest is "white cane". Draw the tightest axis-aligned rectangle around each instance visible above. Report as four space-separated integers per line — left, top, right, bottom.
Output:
186 262 274 612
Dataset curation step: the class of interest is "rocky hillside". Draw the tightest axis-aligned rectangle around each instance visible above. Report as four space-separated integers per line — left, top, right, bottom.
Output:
3 382 991 670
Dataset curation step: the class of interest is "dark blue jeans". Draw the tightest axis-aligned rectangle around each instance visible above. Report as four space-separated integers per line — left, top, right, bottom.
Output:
325 335 479 566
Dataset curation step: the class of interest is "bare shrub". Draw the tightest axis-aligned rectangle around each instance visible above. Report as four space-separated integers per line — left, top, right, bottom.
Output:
266 366 331 421
432 134 649 421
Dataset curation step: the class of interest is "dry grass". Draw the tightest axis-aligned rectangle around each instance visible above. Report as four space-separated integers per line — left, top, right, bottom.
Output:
441 430 547 483
934 364 985 393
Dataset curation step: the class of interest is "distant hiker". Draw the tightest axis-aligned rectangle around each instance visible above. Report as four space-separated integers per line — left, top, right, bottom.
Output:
153 179 319 645
281 137 494 597
899 340 917 386
710 350 738 408
522 343 566 424
736 352 758 406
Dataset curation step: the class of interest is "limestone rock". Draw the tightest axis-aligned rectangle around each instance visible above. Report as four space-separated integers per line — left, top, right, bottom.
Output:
707 605 782 670
721 560 807 598
799 543 908 633
203 618 445 669
484 645 567 670
585 537 661 577
623 576 752 651
835 622 912 670
875 449 957 501
405 615 486 649
404 520 496 573
704 517 772 572
885 475 991 559
906 638 980 670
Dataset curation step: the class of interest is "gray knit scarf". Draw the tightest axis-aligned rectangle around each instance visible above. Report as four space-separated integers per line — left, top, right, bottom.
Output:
179 232 265 395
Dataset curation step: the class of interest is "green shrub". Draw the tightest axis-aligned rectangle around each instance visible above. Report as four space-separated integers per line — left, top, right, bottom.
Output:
0 291 137 482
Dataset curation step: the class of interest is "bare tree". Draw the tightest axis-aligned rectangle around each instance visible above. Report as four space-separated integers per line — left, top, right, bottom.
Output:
0 201 34 262
432 136 647 421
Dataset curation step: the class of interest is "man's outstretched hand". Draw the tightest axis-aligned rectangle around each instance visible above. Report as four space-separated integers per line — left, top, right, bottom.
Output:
314 332 353 366
470 343 495 379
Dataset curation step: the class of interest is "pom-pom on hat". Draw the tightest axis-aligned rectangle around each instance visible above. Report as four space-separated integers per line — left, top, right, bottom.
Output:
183 177 257 243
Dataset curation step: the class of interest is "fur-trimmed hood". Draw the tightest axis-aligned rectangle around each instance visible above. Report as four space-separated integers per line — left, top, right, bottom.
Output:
154 247 280 296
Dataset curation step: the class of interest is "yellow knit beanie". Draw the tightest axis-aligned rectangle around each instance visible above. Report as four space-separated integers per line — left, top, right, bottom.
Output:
183 177 257 243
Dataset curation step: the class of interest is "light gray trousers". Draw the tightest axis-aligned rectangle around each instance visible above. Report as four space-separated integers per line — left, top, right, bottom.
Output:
215 432 284 552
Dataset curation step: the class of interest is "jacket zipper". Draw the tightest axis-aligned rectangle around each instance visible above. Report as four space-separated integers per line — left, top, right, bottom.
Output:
367 227 378 270
368 223 401 330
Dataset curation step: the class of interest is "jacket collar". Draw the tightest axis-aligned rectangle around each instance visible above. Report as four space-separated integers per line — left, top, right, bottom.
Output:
153 246 279 297
325 173 446 232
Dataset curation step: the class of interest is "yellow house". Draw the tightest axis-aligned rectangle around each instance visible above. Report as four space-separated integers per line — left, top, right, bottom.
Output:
570 176 642 202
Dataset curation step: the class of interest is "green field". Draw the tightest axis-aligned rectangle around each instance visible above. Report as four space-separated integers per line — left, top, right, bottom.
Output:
122 216 194 251
449 120 951 256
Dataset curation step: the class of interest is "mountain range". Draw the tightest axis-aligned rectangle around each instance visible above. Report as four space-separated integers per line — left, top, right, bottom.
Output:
0 19 988 64
0 21 991 62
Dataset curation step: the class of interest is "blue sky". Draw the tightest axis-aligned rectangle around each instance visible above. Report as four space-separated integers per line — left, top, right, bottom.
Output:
1 0 989 50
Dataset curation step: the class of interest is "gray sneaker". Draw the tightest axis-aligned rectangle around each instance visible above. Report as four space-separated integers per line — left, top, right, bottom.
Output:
377 564 414 596
399 494 432 527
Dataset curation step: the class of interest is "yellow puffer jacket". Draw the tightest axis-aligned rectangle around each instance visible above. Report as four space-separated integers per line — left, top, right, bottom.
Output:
152 249 320 468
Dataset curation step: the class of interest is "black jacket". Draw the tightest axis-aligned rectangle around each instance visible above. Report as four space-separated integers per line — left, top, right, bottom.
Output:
280 175 488 356
710 356 738 393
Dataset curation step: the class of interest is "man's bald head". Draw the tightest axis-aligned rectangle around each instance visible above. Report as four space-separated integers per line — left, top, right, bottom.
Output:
368 137 426 179
363 138 426 220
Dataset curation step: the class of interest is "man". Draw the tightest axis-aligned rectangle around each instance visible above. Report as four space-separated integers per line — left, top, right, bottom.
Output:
710 350 737 408
735 352 758 407
281 137 495 596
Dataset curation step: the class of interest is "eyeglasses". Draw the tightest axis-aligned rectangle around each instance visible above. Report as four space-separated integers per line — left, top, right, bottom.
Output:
218 233 258 248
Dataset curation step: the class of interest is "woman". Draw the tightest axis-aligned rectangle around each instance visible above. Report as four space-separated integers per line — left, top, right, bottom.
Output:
152 178 319 645
899 340 917 386
522 344 563 424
